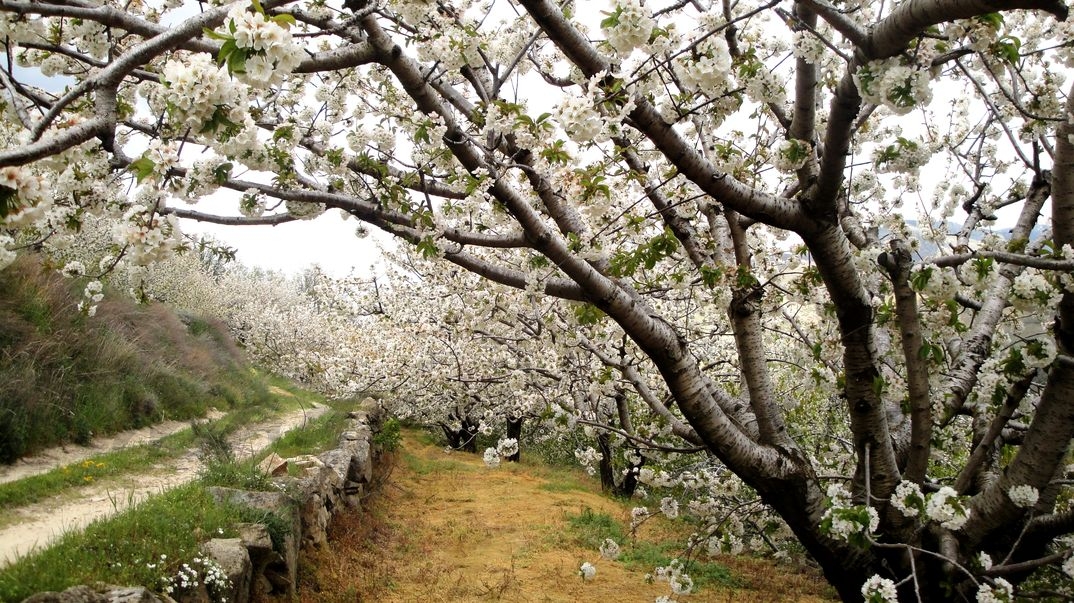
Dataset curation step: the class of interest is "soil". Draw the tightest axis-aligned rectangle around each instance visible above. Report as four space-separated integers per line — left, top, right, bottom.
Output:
0 403 328 567
300 432 837 602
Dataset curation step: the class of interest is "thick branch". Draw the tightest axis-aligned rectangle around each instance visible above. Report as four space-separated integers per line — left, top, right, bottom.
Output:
879 239 932 483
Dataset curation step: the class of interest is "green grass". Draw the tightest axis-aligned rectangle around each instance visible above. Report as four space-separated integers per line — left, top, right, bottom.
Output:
402 451 477 476
0 256 281 463
0 482 277 602
0 430 193 512
565 506 626 548
0 387 331 513
0 399 355 601
265 404 349 459
562 507 738 591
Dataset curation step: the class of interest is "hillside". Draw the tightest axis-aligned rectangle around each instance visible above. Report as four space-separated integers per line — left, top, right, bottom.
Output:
0 255 270 463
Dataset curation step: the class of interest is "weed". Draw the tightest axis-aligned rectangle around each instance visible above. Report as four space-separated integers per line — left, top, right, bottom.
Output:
266 405 346 458
373 418 401 452
0 483 248 601
192 420 234 465
0 255 279 463
565 506 626 549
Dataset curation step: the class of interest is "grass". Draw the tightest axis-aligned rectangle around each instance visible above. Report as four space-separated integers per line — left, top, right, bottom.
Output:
0 398 354 601
294 430 839 602
401 450 478 476
0 386 330 513
0 255 272 463
0 430 193 511
0 482 273 602
262 401 350 459
563 506 740 591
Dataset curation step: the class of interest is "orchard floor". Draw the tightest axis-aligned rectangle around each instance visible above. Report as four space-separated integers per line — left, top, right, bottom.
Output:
298 432 837 602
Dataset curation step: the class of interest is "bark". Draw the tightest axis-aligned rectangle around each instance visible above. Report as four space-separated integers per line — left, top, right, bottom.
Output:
878 239 931 483
505 416 522 463
962 82 1074 552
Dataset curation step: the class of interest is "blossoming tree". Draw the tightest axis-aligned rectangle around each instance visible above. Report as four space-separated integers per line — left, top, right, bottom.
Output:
2 0 1074 599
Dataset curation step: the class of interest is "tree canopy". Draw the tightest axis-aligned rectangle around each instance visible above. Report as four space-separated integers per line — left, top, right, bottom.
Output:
2 0 1074 599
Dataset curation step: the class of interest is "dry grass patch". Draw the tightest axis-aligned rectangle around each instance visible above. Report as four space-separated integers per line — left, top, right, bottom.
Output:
297 432 836 602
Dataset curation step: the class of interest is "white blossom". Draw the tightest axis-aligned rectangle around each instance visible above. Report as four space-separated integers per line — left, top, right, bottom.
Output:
1007 484 1039 509
579 561 596 580
861 575 898 603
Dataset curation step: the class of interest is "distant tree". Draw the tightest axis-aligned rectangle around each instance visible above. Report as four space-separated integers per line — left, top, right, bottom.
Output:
2 0 1074 599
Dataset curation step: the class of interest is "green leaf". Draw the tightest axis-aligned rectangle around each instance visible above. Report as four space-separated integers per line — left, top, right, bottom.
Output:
735 266 759 289
599 6 622 29
227 46 248 74
271 13 297 28
202 27 233 42
975 12 1004 30
872 375 887 397
416 236 439 259
540 140 572 165
0 184 20 219
217 38 238 67
700 265 722 289
250 0 265 15
128 157 156 183
993 36 1021 64
909 267 932 292
213 162 233 185
573 303 606 326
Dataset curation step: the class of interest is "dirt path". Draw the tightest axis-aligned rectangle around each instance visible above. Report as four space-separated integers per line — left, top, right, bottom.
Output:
303 433 836 602
0 403 329 567
0 411 229 486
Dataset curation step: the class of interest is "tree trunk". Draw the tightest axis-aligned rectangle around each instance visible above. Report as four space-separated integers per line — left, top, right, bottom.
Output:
505 416 522 462
596 431 616 494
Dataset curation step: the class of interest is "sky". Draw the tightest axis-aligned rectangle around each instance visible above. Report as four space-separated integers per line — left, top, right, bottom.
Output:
181 209 384 277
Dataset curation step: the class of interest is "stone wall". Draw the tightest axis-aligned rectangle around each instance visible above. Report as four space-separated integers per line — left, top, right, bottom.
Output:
22 398 386 603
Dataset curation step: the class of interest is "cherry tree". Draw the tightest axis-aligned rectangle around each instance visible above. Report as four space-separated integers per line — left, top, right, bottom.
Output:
2 0 1074 599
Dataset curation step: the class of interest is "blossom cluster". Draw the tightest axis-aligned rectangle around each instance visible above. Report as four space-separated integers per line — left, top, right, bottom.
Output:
1007 484 1038 509
854 58 933 115
222 2 304 88
975 578 1014 603
653 559 693 595
890 481 925 518
599 537 621 560
602 0 655 56
157 53 248 135
579 561 597 580
924 486 971 531
774 139 811 173
674 43 734 97
861 575 898 603
0 165 50 229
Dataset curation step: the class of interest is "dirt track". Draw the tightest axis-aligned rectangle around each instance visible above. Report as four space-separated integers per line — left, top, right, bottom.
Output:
0 404 328 567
